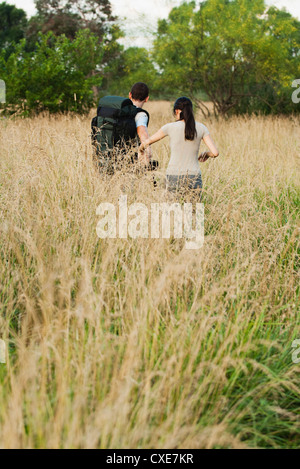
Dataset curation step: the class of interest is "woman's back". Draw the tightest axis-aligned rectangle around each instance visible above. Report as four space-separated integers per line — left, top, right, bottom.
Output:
161 121 209 176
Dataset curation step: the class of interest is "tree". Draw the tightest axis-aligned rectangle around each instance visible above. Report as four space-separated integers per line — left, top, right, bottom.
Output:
26 0 123 87
0 30 104 115
153 0 300 116
27 0 117 43
103 47 159 96
0 2 28 57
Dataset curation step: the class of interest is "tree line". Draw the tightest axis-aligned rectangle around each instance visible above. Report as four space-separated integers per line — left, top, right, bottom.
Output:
0 0 299 116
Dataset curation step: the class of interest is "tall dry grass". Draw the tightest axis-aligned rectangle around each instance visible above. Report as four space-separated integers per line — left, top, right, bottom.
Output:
0 103 299 449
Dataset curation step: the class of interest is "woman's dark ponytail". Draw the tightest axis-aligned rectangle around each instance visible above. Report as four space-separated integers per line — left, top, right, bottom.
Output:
174 97 197 141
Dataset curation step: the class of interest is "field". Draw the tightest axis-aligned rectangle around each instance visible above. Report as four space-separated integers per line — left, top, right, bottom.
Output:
0 102 299 449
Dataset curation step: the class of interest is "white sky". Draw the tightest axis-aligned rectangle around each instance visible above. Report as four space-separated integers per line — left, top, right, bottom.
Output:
7 0 300 18
6 0 300 46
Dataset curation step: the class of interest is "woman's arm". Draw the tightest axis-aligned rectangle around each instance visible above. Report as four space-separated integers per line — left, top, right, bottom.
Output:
199 135 219 160
139 129 166 152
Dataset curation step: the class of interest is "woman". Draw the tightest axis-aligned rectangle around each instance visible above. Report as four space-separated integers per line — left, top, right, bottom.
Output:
139 97 219 195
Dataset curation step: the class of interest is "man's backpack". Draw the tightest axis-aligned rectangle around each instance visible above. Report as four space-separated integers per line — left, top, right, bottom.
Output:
91 96 150 156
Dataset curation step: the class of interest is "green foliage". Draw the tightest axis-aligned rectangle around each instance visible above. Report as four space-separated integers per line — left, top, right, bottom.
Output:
153 0 300 115
0 2 28 58
1 0 299 116
103 47 159 97
0 30 104 115
26 1 123 61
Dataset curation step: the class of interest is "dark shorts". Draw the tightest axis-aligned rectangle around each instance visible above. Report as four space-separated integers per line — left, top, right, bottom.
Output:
166 174 203 202
166 174 203 191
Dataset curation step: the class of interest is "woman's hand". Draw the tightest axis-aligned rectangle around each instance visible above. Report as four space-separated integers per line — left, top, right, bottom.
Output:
139 142 146 153
198 151 210 162
139 138 150 154
202 135 219 158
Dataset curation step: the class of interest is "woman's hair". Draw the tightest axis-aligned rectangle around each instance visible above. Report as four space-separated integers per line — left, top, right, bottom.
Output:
173 97 197 141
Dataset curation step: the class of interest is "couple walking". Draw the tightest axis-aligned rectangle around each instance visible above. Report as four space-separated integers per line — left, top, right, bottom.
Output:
130 82 219 196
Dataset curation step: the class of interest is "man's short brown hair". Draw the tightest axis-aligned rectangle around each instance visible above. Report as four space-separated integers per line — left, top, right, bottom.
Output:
131 82 149 101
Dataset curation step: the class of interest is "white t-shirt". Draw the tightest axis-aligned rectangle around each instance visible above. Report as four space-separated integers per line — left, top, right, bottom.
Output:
161 121 210 176
135 111 148 128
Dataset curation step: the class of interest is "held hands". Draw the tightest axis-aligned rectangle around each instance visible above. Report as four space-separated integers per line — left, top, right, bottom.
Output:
139 143 146 154
198 151 210 163
139 139 150 154
138 139 151 166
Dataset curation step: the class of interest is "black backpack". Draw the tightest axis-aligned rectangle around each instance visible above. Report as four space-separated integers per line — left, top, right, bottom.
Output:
91 96 150 156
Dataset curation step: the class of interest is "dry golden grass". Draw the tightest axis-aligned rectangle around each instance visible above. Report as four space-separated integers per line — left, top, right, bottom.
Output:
0 104 299 449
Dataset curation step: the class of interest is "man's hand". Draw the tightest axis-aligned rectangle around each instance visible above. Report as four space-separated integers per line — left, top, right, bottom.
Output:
198 151 210 163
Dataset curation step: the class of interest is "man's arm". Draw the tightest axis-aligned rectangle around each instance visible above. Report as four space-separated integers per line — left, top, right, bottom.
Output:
137 125 152 164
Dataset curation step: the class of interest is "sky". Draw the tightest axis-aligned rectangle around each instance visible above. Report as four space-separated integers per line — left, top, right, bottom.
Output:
6 0 300 47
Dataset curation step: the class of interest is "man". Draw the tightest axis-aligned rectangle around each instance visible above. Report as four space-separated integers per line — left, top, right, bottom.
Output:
129 82 152 166
92 82 157 173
